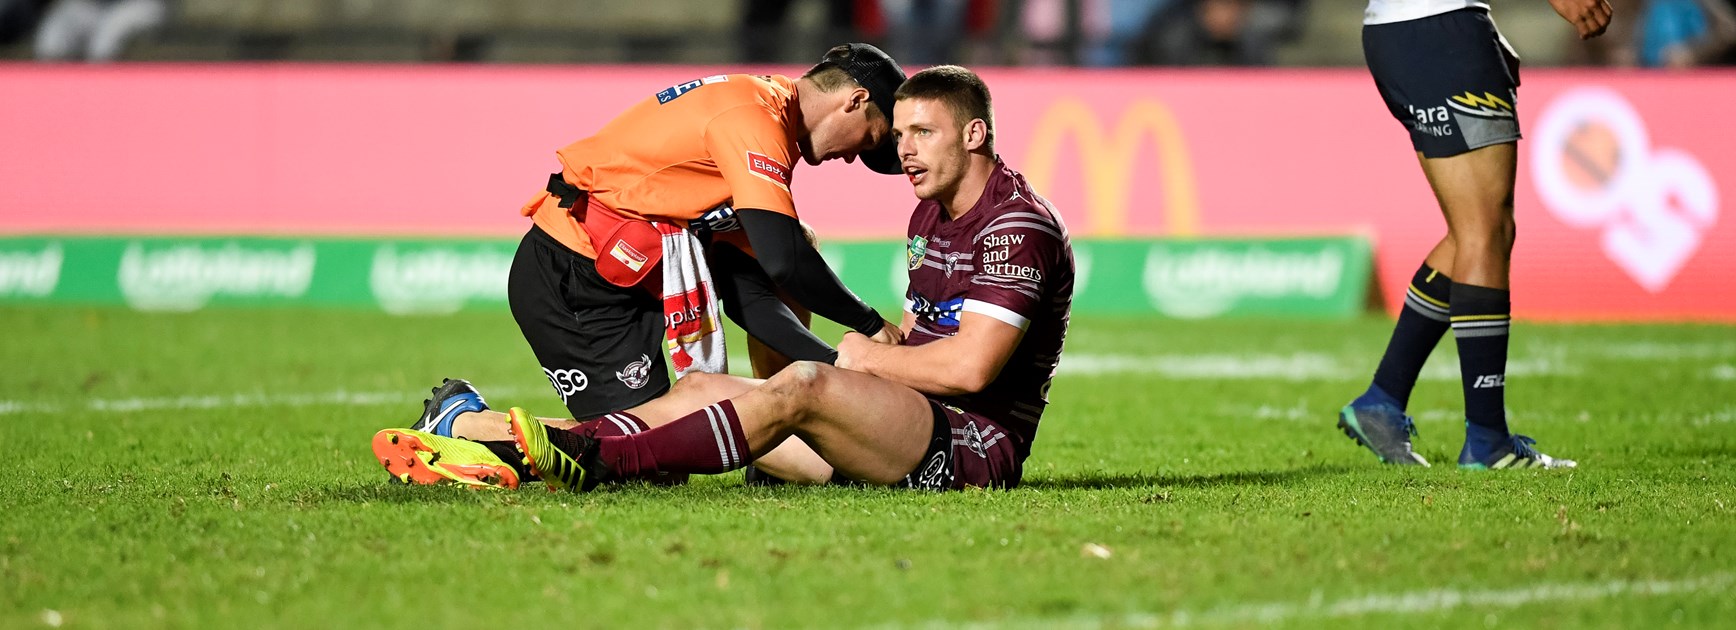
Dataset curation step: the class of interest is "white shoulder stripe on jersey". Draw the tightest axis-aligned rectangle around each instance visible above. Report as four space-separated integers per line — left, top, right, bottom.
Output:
977 220 1064 243
984 211 1051 226
963 299 1031 331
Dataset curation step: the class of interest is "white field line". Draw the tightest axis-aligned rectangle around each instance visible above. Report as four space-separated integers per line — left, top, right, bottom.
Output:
0 351 1581 415
1057 353 1575 381
1583 341 1736 360
0 387 546 416
0 344 1713 416
891 573 1733 630
1235 403 1559 424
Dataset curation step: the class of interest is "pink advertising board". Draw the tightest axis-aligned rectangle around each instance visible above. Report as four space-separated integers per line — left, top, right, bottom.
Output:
2 64 1730 320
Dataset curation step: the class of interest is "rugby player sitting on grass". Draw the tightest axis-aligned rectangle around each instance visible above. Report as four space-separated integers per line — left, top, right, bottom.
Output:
506 65 1076 491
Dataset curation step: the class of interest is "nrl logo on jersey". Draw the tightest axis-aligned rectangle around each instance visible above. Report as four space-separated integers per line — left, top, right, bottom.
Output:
907 235 928 270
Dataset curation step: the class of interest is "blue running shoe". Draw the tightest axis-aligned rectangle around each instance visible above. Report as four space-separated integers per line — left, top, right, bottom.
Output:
1337 385 1430 466
409 378 488 438
1459 431 1576 470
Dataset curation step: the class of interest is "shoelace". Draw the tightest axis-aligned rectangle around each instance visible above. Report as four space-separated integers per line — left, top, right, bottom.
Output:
1509 434 1540 460
1401 415 1421 439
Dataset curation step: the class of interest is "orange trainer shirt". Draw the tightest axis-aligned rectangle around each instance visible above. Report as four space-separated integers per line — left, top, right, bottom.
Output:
521 73 803 259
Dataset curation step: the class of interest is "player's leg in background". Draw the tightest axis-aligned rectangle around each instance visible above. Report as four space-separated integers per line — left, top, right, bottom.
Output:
576 362 934 486
742 293 838 484
1336 151 1459 465
1417 142 1548 466
1364 221 1457 412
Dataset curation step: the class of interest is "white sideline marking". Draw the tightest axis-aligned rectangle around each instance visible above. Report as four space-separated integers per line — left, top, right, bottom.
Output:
0 387 544 416
1589 341 1736 360
0 343 1706 416
0 350 1584 416
1057 353 1344 380
895 573 1732 629
1058 353 1571 381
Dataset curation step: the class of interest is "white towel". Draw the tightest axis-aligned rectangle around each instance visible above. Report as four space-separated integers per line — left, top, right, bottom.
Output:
658 222 726 378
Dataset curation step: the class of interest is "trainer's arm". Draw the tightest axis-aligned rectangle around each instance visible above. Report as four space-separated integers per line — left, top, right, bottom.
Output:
737 208 887 337
836 312 1024 396
710 243 838 364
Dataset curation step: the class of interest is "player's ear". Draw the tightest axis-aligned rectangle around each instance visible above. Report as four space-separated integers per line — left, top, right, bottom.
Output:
849 88 872 113
963 118 988 151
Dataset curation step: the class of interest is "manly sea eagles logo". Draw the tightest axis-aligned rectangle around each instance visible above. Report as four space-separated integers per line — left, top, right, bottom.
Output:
961 420 987 458
617 354 654 390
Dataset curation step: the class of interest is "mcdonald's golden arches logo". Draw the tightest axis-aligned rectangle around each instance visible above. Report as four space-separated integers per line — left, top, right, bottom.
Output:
1022 98 1200 236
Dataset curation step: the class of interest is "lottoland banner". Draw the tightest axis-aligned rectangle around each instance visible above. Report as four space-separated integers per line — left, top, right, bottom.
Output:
0 236 1372 318
3 66 1731 320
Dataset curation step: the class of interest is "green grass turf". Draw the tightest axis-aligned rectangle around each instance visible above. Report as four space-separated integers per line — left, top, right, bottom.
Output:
1 305 1732 628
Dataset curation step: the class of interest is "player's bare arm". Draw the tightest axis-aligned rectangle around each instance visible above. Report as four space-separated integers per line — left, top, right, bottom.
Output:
1549 0 1613 39
836 311 1024 396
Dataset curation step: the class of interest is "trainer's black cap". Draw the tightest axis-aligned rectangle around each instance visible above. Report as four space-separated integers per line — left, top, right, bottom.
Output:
816 43 906 175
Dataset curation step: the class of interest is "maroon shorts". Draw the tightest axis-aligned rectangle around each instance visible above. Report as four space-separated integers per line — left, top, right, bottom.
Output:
898 400 1024 491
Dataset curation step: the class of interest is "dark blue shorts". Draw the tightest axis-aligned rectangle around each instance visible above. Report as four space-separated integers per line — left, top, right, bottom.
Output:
1364 9 1522 158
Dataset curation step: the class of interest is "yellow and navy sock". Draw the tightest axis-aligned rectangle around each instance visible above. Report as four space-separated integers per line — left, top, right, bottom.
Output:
1370 264 1452 407
1450 283 1511 438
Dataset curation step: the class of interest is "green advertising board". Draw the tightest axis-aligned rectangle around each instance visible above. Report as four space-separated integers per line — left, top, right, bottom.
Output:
0 235 1372 318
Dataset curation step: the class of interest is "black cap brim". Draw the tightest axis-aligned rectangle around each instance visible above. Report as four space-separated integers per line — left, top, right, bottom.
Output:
861 142 902 175
825 43 906 176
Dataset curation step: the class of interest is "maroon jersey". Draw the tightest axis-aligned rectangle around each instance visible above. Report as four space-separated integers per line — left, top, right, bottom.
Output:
903 158 1074 459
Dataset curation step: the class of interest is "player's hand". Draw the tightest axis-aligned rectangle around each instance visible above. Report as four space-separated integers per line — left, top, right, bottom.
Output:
867 320 904 345
836 332 871 371
1550 0 1612 39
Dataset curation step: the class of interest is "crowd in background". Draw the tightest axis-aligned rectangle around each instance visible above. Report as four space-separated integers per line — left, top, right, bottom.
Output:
0 0 1732 67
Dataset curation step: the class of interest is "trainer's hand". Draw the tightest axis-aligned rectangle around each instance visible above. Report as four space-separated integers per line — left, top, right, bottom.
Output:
1550 0 1612 39
868 319 904 345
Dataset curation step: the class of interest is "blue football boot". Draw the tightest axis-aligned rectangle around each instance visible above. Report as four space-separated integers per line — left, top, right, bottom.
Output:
1337 384 1430 466
1459 425 1577 470
409 378 489 438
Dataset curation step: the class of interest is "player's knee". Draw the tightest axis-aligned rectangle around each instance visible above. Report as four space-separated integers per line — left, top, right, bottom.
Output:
762 361 829 420
1450 214 1516 256
769 361 825 395
672 371 727 398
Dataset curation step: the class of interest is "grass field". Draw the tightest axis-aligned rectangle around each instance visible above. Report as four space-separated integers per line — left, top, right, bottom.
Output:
2 305 1732 628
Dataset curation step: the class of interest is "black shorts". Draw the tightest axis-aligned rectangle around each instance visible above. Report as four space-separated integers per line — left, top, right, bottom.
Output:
1364 9 1521 158
898 400 1025 491
507 226 670 419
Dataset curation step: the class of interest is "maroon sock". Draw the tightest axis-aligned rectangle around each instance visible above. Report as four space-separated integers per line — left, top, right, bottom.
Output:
597 401 749 477
567 411 650 438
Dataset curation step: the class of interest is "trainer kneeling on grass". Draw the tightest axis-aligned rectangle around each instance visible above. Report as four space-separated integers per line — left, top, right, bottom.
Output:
370 43 912 489
507 65 1077 491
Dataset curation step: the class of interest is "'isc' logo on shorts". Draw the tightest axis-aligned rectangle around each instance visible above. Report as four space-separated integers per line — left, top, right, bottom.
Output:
543 367 588 404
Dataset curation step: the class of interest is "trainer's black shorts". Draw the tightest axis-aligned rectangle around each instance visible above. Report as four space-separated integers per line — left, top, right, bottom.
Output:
897 400 1024 491
508 225 670 419
1364 8 1521 158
